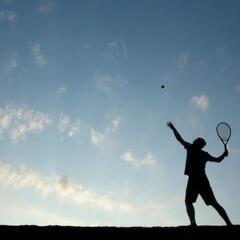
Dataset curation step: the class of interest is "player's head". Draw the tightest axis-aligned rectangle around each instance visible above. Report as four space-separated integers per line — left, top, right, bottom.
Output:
193 137 206 149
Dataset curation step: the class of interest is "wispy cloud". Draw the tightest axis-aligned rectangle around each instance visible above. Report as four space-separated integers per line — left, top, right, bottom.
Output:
0 162 132 212
58 113 81 140
105 39 127 61
178 51 190 70
57 86 68 96
0 105 51 142
190 95 209 112
0 10 16 23
5 52 18 71
90 129 105 145
31 43 47 66
95 74 127 93
58 114 70 133
121 151 157 168
90 117 120 145
37 1 57 15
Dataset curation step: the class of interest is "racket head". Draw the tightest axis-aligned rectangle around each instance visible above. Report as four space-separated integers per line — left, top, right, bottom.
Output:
216 122 231 144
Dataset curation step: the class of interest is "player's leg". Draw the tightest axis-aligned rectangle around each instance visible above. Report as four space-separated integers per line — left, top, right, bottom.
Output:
185 200 196 226
211 201 232 226
200 177 232 225
185 177 198 226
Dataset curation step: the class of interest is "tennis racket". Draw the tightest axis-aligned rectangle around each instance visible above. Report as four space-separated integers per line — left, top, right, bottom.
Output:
216 122 231 151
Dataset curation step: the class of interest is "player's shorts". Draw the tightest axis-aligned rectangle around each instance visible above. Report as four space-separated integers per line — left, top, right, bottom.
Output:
185 175 217 205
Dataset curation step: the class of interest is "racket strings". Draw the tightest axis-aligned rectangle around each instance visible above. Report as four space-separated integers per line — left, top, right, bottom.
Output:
217 124 231 140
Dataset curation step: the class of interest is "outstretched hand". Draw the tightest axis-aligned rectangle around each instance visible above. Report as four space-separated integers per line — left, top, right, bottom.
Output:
167 121 175 130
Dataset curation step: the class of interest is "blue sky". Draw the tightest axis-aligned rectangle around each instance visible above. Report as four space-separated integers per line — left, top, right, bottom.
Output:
0 0 240 226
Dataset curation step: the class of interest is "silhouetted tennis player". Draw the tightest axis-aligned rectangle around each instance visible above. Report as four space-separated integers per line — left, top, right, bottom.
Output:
167 121 232 226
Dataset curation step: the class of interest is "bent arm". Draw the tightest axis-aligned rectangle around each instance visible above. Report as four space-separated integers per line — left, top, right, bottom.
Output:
208 150 228 163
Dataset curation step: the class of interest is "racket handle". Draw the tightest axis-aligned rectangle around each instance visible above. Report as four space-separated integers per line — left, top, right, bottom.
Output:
224 144 227 151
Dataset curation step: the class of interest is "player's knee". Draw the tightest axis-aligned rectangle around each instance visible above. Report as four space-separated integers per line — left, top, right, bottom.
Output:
210 200 219 208
185 199 193 207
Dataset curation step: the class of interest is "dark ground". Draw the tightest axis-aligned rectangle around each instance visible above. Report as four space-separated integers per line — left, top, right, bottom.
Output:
0 225 239 240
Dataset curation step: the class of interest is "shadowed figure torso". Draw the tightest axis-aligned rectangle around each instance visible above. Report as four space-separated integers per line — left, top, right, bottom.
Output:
184 142 213 177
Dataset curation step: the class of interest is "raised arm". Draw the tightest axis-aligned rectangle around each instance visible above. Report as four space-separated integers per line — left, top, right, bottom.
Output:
207 150 229 163
167 121 188 147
